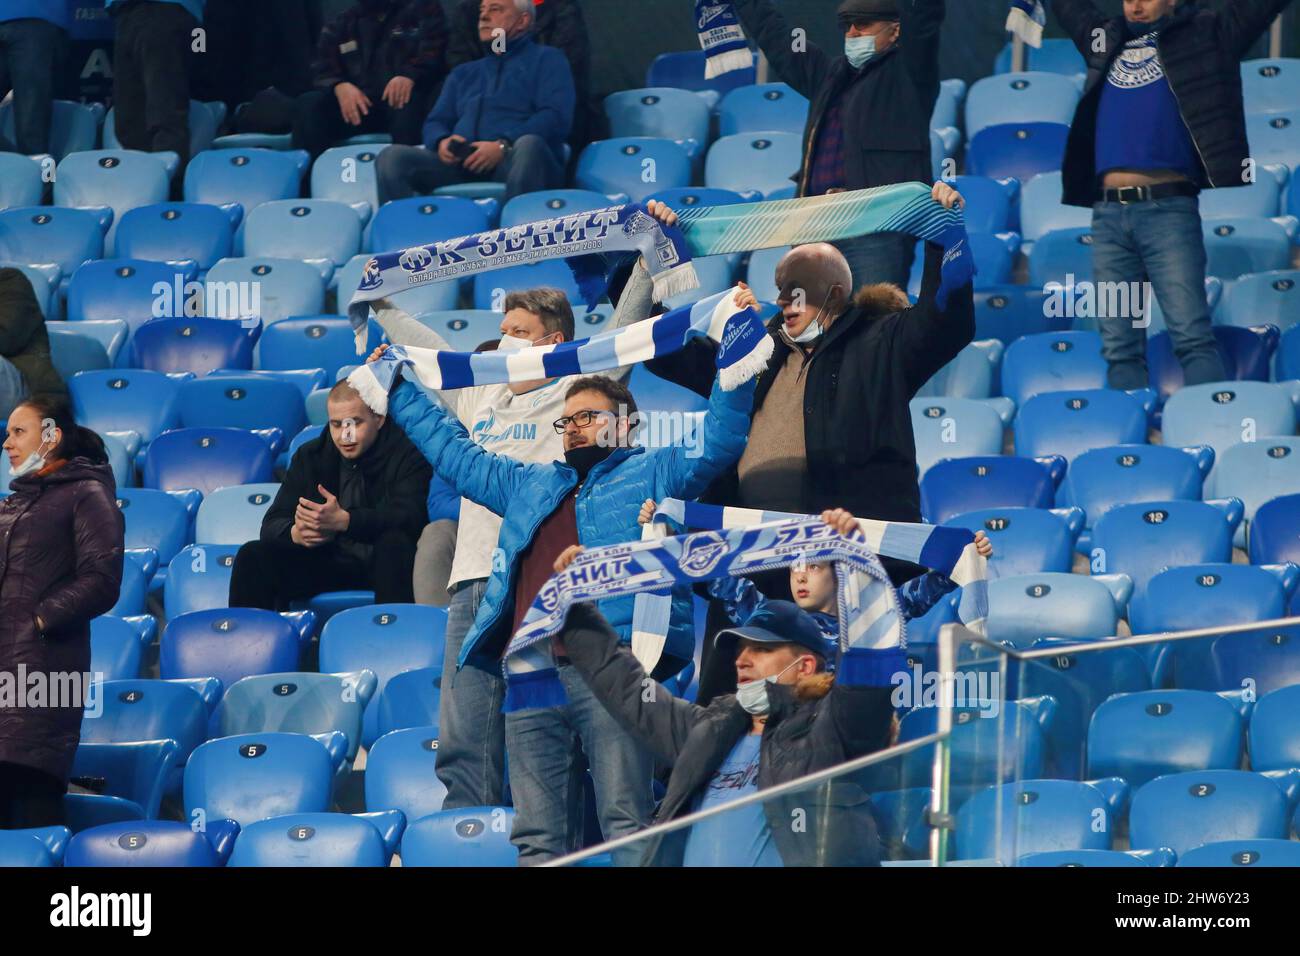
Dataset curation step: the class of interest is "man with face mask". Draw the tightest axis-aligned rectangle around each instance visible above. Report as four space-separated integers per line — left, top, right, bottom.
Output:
1051 0 1293 390
727 0 946 288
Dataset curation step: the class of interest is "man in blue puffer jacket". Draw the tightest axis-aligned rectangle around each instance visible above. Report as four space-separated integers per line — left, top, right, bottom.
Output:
376 348 757 865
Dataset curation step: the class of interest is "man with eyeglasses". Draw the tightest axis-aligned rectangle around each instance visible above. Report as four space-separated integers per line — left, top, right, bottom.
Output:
365 314 762 865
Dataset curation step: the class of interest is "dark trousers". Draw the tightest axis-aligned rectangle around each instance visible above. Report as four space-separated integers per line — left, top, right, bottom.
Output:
291 88 427 160
0 762 65 828
0 18 66 155
376 133 564 205
112 0 197 163
228 532 418 610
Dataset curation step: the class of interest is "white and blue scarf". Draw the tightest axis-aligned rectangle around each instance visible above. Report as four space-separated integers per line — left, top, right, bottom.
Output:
1006 0 1047 47
696 1 752 79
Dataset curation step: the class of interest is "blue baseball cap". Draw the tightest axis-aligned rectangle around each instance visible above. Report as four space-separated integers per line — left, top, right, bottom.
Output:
714 600 833 660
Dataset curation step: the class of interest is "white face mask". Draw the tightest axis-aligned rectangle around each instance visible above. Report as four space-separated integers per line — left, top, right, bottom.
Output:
788 286 839 345
9 437 52 479
736 656 807 715
498 330 558 353
845 33 877 69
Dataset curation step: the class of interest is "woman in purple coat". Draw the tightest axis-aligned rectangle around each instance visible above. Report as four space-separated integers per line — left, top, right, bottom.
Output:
0 396 124 828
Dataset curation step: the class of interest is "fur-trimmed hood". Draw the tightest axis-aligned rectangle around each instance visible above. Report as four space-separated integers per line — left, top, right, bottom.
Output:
850 282 911 320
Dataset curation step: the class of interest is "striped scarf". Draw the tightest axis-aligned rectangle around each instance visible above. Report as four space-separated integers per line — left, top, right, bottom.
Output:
1006 0 1047 47
696 1 752 79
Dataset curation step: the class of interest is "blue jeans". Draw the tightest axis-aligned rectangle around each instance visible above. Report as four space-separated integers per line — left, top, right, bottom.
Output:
833 231 916 290
1091 194 1226 390
376 133 564 205
506 662 655 866
434 579 507 809
0 18 64 155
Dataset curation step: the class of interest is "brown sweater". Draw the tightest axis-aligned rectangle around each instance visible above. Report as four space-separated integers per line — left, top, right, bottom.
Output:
736 334 814 511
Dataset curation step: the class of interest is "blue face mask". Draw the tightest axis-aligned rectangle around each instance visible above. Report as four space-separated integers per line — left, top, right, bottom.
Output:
844 33 877 69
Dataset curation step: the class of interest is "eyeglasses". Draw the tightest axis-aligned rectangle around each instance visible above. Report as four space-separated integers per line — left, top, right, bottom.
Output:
552 409 616 434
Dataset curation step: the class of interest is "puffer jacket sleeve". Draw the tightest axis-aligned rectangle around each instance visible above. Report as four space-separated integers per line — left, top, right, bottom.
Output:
650 376 755 501
35 480 125 635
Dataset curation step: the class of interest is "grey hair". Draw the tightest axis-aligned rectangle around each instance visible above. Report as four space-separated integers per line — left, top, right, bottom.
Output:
512 0 533 14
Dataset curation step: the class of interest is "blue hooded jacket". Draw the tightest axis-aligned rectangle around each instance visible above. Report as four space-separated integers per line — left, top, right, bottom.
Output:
390 374 756 670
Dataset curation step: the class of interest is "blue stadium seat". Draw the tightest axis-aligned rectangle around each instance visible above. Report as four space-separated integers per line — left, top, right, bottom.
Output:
204 256 327 325
966 122 1069 182
986 572 1132 647
335 252 458 315
0 98 103 162
184 731 347 829
705 132 802 199
1019 171 1092 244
184 148 309 209
193 483 278 546
916 339 1004 399
1281 325 1300 379
80 678 217 791
89 614 154 682
662 253 735 310
919 454 1063 525
973 286 1070 345
1247 684 1300 773
0 153 44 209
310 145 386 216
646 49 755 102
1019 849 1172 867
1088 498 1243 599
143 426 276 496
215 671 377 761
1028 227 1093 287
1 261 58 317
103 100 220 157
965 72 1081 140
1001 331 1107 408
1244 108 1300 170
645 186 754 210
260 316 369 381
946 506 1085 576
931 78 967 130
64 819 238 867
1250 492 1300 566
718 82 809 136
131 315 259 375
408 309 503 351
1128 770 1294 856
66 739 179 830
179 374 305 438
1088 689 1246 789
1013 388 1154 463
375 667 443 739
399 806 517 866
161 606 301 690
501 188 620 229
65 258 194 336
994 38 1086 76
70 368 186 447
576 137 692 204
1208 437 1300 548
472 259 584 311
965 232 1020 289
0 827 70 867
605 87 710 153
365 726 448 822
1199 163 1288 219
107 556 150 617
241 199 364 279
1161 381 1300 474
162 543 240 618
744 244 790 301
1219 269 1300 332
897 697 1056 789
953 778 1126 862
1178 838 1300 867
910 396 1014 475
931 126 960 180
0 206 107 281
116 487 199 572
1203 217 1293 279
319 604 447 749
1241 58 1300 115
1212 627 1300 697
951 176 1019 235
368 195 496 253
54 150 174 254
46 325 111 378
228 811 403 867
1147 325 1279 407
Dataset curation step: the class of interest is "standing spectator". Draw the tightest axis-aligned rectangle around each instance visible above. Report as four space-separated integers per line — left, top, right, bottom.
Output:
0 1 70 155
730 0 946 288
1053 0 1294 390
375 0 574 204
0 397 124 828
106 0 205 163
292 0 448 160
0 268 67 423
228 379 432 610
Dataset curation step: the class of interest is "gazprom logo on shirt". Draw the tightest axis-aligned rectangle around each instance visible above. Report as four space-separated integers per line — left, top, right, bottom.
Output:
1108 35 1164 89
471 408 538 446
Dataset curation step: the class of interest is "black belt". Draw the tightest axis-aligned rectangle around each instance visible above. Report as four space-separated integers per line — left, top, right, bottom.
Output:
1099 181 1200 204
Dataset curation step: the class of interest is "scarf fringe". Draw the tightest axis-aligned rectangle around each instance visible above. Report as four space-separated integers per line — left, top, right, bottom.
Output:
703 47 754 79
1006 3 1045 47
347 363 393 417
651 261 701 304
717 332 774 391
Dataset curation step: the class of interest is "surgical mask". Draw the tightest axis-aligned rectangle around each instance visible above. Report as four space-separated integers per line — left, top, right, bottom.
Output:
788 286 838 345
845 34 877 69
9 441 50 479
736 656 806 715
498 331 556 353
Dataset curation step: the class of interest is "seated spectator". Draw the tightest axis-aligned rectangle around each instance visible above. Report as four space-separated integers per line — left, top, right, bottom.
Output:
375 0 574 204
292 0 448 160
0 268 68 422
228 379 432 610
0 0 71 155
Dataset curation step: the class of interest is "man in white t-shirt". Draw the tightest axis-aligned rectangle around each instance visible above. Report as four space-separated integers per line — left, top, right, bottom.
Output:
368 199 675 808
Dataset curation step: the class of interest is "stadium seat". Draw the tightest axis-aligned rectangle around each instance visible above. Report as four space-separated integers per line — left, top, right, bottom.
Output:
910 396 1014 475
406 309 502 352
915 339 1004 400
215 671 377 761
966 122 1069 182
162 543 241 619
662 253 735 310
1208 437 1300 549
204 256 327 326
184 731 347 829
1088 689 1246 789
54 150 174 254
0 153 45 209
930 126 960 180
0 827 70 867
46 324 113 379
1161 381 1300 475
335 252 458 315
953 778 1126 862
1242 58 1300 114
1060 443 1213 549
0 98 103 162
365 726 448 821
259 316 370 381
1028 227 1093 287
65 257 195 337
375 667 443 739
986 572 1132 647
178 373 305 438
143 426 276 496
931 78 967 130
472 259 585 312
1250 492 1300 566
1001 331 1108 408
184 148 310 209
160 606 301 691
89 614 153 682
501 188 620 229
1128 770 1294 856
645 186 754 211
0 206 107 282
70 368 187 448
368 195 496 252
319 604 448 749
1 261 58 317
1088 498 1243 599
310 145 387 215
718 82 809 136
116 487 199 573
896 697 1056 790
131 315 259 375
1019 171 1092 244
103 100 220 157
744 244 790 302
193 483 278 546
1203 217 1293 279
1013 388 1155 464
973 285 1070 345
64 819 238 867
399 806 517 866
1147 325 1279 407
576 137 692 204
241 199 364 278
1199 163 1288 220
965 72 1081 140
1245 108 1300 170
1212 626 1300 698
645 49 755 104
1280 325 1300 380
1245 682 1300 774
106 556 150 617
227 811 403 867
1219 269 1300 331
705 132 802 199
946 506 1084 576
605 87 710 153
1178 838 1300 867
1019 849 1172 867
80 678 217 791
951 176 1019 235
66 739 179 830
963 232 1020 289
919 454 1063 525
994 38 1086 76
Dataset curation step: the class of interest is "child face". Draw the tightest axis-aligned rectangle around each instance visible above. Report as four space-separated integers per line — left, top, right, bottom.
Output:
790 560 837 614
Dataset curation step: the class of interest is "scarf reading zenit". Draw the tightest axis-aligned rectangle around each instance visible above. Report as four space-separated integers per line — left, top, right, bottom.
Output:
696 1 752 78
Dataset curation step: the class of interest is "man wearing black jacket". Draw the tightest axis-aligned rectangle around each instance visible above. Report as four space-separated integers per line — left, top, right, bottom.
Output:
730 0 945 287
1053 0 1293 389
228 380 432 610
291 0 448 159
